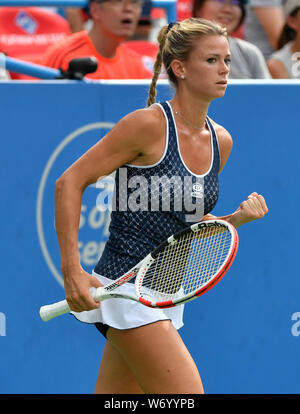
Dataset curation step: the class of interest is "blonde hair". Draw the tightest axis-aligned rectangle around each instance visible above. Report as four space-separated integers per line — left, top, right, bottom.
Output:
147 18 228 107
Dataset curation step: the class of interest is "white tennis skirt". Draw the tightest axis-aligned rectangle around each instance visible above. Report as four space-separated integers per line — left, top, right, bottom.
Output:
70 271 185 331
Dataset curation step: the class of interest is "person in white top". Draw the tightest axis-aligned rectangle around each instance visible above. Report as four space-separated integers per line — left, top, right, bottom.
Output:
192 0 271 78
244 0 285 60
267 0 300 78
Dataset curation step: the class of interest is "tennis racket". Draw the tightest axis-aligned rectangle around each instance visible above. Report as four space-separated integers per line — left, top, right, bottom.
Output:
40 219 238 322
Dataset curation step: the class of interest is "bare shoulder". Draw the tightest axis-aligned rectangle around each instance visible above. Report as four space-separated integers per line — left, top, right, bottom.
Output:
209 119 233 172
267 58 289 79
64 104 166 186
210 119 233 148
122 104 165 134
116 104 166 148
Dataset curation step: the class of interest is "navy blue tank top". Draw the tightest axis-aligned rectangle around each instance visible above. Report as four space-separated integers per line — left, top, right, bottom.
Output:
94 101 220 280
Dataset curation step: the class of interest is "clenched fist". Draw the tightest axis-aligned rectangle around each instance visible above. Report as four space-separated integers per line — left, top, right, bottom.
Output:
230 192 268 228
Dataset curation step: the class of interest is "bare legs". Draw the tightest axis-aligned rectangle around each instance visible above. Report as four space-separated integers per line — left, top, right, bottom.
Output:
94 320 204 394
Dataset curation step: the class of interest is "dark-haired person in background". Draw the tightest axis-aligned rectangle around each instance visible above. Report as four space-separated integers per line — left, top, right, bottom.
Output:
267 0 300 78
64 5 91 33
193 0 271 78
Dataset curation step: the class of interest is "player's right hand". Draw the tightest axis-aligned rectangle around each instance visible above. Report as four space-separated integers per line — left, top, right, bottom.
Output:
63 268 103 312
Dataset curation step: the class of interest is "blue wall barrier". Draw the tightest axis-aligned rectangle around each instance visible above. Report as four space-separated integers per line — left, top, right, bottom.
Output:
0 79 299 394
3 55 62 79
0 0 177 22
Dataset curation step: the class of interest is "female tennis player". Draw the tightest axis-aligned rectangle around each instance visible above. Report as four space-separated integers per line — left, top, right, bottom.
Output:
54 18 268 394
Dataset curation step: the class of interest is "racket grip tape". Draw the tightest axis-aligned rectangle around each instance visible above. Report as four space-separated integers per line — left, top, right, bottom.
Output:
39 299 71 322
39 288 103 322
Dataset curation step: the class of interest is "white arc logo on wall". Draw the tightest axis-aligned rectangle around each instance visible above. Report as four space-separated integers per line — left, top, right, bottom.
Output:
36 122 115 287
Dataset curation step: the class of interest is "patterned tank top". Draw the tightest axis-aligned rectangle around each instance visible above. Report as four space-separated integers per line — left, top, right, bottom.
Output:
94 101 220 280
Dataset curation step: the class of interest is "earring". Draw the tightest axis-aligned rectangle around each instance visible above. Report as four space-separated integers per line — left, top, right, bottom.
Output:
181 74 185 79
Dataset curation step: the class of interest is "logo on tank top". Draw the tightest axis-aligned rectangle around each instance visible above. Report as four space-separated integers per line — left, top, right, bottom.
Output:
191 183 204 199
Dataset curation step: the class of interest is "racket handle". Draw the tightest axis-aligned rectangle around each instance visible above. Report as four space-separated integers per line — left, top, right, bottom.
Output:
40 299 70 322
39 288 103 322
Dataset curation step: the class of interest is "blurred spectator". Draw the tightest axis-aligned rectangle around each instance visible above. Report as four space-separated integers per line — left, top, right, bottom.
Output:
129 0 152 40
64 6 91 33
193 0 271 78
244 0 285 60
124 0 161 74
177 0 193 20
40 0 153 79
176 0 245 35
267 0 300 78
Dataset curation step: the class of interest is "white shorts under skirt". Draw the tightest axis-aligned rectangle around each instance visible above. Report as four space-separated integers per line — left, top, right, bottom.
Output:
70 271 185 331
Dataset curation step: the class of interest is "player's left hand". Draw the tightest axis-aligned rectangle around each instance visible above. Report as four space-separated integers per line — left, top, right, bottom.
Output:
230 192 268 228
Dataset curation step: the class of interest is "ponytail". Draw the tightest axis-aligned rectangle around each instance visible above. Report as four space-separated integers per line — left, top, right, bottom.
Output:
146 25 170 107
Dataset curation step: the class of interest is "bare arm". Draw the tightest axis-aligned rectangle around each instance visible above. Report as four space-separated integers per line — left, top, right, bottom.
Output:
267 58 289 78
253 7 285 50
215 125 233 174
55 108 162 312
64 8 85 32
203 192 268 228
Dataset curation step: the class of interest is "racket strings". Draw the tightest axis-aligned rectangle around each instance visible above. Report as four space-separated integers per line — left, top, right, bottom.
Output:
140 227 232 302
147 232 192 295
187 228 229 289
